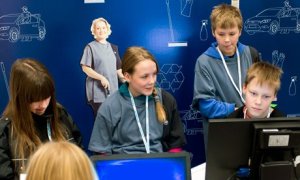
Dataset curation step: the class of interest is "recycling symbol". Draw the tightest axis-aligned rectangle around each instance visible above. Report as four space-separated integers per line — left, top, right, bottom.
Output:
157 64 184 92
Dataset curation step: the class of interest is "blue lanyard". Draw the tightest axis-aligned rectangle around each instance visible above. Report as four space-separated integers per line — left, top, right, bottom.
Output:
129 91 150 153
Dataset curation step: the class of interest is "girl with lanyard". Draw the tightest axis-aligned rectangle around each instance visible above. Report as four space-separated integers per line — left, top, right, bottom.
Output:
88 46 186 154
0 58 83 179
228 61 285 119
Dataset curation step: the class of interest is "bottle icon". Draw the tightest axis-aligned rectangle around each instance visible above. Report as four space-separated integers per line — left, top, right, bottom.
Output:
200 20 208 41
289 76 297 96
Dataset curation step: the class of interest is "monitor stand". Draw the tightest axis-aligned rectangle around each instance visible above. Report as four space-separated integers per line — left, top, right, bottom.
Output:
260 161 293 180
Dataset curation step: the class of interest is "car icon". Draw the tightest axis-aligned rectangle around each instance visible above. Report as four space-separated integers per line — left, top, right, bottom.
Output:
0 12 46 42
180 108 203 136
244 7 300 35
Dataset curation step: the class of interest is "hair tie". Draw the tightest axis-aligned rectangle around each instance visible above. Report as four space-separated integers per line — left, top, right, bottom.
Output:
154 95 160 102
163 120 169 125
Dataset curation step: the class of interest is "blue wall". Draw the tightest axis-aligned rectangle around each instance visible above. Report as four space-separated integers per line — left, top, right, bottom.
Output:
1 0 300 167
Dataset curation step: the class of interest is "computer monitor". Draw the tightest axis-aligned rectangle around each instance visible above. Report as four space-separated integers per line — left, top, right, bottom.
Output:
205 117 300 180
90 151 191 180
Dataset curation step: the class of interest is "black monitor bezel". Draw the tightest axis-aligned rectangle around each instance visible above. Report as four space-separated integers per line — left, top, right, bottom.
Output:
205 117 300 180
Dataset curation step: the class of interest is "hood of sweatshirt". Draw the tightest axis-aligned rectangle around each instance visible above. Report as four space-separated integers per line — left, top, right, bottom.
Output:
203 42 246 60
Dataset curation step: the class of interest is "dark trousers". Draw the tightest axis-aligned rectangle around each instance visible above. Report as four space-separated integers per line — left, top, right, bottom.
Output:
89 101 102 119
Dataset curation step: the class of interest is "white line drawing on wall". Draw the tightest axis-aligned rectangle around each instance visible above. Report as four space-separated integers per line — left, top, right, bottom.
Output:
244 1 300 35
0 6 46 43
1 61 10 99
289 76 297 96
166 0 188 47
231 0 240 9
200 19 208 41
272 50 285 69
180 106 203 136
157 64 184 92
84 0 104 3
287 113 300 117
180 0 193 17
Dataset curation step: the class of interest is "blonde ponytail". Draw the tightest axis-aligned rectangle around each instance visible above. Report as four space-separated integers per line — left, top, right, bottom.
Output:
153 88 168 125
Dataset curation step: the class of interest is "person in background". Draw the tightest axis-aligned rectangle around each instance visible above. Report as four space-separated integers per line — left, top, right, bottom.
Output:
89 46 186 154
80 17 125 117
0 58 82 179
26 141 98 180
192 3 261 148
228 61 285 118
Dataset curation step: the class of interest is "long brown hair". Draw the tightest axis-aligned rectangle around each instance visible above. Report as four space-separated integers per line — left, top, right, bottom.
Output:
122 46 167 124
3 58 66 172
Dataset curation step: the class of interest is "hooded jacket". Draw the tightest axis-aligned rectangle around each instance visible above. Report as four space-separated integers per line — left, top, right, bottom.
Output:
192 42 259 118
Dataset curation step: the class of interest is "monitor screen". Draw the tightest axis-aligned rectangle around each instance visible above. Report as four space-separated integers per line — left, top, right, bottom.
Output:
91 152 191 180
205 117 300 180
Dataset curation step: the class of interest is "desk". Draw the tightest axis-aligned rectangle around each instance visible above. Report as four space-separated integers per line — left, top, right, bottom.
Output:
191 163 206 180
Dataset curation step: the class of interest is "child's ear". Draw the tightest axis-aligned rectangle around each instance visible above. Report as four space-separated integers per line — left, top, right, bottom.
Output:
124 72 131 83
238 30 242 37
242 84 247 94
273 91 278 101
212 30 216 37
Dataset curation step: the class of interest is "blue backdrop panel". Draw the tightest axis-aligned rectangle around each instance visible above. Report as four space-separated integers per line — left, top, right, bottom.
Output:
240 0 300 116
1 0 299 168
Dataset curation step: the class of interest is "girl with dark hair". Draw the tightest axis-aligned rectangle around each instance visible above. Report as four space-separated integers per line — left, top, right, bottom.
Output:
0 58 82 179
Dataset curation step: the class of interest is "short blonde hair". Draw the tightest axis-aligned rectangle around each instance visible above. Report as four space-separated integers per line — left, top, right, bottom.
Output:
90 17 112 39
245 61 283 95
210 4 243 33
26 141 98 180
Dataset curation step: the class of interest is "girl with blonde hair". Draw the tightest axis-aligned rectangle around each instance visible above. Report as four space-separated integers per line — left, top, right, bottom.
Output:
26 141 98 180
89 46 186 154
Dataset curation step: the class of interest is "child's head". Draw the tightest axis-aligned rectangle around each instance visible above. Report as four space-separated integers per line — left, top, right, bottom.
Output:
210 4 243 56
210 4 243 33
243 61 283 118
122 46 159 97
122 46 167 124
244 61 282 95
26 141 98 180
9 58 56 112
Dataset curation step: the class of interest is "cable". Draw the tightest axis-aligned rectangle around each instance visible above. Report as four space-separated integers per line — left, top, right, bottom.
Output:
226 167 250 180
